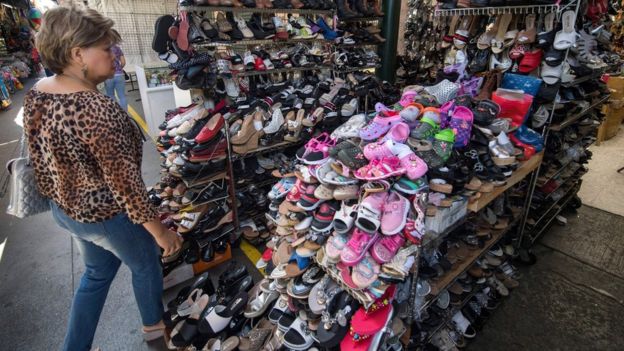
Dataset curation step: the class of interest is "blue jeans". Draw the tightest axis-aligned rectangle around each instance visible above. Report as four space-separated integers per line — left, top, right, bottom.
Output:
104 73 128 111
51 202 163 351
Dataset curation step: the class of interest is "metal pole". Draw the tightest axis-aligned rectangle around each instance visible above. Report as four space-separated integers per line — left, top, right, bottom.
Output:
378 0 401 83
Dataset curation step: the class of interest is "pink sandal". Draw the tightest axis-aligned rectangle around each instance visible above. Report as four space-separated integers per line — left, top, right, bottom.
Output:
371 233 406 264
382 122 410 143
340 229 380 266
363 140 396 161
398 90 418 107
399 152 428 180
359 111 402 141
354 156 405 181
352 255 380 288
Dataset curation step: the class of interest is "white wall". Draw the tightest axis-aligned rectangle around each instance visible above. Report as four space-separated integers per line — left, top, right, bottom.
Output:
87 0 178 71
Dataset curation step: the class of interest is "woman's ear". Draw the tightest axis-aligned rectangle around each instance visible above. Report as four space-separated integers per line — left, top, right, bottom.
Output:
69 47 85 66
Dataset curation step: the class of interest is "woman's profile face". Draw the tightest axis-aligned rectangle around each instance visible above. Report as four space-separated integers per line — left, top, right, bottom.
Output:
80 40 116 82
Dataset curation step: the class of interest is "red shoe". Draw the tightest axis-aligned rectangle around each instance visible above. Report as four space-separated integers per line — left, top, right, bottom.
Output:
195 113 224 144
509 134 536 160
254 57 266 71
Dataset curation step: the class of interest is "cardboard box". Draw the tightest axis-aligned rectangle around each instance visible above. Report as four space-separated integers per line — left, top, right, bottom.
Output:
607 77 624 100
598 102 624 142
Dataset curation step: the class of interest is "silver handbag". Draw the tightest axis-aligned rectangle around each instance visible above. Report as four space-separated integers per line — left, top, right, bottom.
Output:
5 136 49 218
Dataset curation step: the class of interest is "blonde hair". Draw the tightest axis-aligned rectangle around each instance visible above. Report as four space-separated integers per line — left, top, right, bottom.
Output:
35 6 121 74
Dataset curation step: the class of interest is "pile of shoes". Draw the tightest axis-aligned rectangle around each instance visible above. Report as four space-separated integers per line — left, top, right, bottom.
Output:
163 264 256 349
226 72 397 154
335 0 384 19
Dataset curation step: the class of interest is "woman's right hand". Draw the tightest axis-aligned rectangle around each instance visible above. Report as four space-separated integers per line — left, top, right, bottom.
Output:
154 228 183 257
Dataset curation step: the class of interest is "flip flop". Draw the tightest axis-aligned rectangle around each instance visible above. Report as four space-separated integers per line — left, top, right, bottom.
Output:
537 12 556 48
491 14 512 54
177 11 190 51
453 16 473 49
554 10 577 50
442 15 460 49
516 14 537 44
198 291 248 336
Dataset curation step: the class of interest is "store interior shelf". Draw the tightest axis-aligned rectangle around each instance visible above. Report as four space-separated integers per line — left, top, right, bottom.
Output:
425 288 481 343
529 183 580 243
422 215 468 249
544 167 587 201
434 4 558 17
194 37 332 48
536 158 575 188
231 139 305 161
529 181 581 228
231 65 329 77
549 94 610 131
181 5 334 15
333 64 380 73
182 171 229 188
467 152 543 213
428 226 507 297
340 16 383 22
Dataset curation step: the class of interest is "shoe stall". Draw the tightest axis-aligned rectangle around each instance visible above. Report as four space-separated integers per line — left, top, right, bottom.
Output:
147 0 621 350
0 3 40 110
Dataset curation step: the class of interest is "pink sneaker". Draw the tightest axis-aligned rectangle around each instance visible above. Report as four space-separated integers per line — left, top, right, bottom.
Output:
383 122 410 143
380 191 410 235
340 228 380 266
325 232 349 262
359 112 402 141
363 140 395 161
371 233 406 264
355 192 388 233
399 152 428 180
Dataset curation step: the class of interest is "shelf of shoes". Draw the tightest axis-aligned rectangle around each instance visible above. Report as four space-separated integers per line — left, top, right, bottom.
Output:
427 223 509 297
542 166 587 201
549 94 610 131
333 64 381 73
424 287 483 344
536 138 595 189
230 139 306 160
528 180 580 230
467 152 544 213
339 16 383 22
434 4 559 17
230 65 331 77
180 5 335 15
194 37 333 48
529 182 580 243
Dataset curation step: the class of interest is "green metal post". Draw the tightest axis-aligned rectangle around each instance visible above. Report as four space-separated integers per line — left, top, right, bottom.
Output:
378 0 401 83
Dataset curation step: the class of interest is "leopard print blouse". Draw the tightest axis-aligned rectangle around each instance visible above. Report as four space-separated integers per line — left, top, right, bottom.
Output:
23 88 158 224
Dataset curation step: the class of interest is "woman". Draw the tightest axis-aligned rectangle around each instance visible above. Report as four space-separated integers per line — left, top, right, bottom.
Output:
104 43 127 110
23 6 181 351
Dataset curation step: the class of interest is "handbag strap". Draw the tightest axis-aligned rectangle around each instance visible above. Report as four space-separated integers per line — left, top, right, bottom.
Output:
0 134 25 198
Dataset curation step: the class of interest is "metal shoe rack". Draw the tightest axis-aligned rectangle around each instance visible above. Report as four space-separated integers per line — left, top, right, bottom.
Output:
368 0 603 345
174 3 383 240
512 0 619 248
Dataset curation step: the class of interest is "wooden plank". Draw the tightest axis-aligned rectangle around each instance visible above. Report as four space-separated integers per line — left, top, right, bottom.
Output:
467 152 543 212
